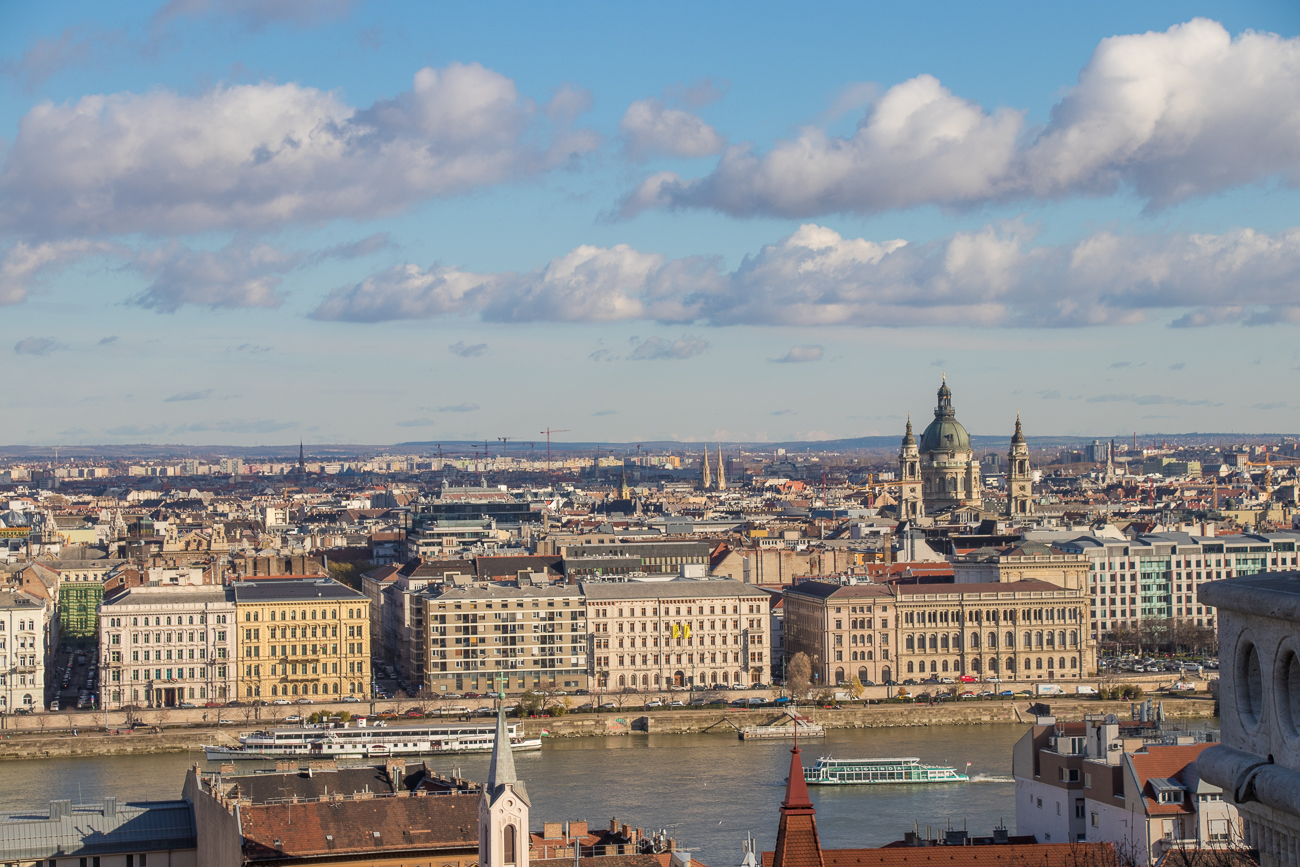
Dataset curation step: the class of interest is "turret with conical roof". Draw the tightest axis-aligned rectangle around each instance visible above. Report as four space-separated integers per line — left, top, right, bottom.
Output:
770 741 824 867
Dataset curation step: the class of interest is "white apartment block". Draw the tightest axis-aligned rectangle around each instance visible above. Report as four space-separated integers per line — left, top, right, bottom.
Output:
583 579 771 691
99 587 237 708
1058 530 1300 637
0 588 49 713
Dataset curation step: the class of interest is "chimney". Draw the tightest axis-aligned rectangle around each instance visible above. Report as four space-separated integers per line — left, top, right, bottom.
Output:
104 797 117 818
387 762 404 793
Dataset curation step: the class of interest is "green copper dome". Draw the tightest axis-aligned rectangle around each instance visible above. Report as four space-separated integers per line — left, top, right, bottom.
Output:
919 377 971 453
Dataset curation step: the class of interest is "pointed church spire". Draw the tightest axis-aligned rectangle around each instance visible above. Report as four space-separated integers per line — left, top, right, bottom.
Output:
716 444 726 491
701 445 712 490
771 742 823 867
487 702 527 801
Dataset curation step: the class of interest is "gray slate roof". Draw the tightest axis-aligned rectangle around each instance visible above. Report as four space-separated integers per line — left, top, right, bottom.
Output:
0 799 196 860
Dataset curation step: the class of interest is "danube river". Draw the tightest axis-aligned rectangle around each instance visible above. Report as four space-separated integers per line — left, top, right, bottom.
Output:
0 725 1022 866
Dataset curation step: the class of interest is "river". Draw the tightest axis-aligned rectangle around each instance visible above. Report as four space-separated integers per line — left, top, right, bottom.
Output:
0 725 1022 867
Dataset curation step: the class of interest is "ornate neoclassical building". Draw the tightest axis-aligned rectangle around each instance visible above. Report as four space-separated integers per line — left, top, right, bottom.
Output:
898 377 1032 519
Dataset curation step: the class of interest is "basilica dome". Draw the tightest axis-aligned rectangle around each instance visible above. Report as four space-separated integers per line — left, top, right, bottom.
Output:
919 378 971 454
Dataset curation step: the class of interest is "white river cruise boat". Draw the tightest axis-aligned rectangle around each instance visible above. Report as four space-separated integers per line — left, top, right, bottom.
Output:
803 756 970 786
203 720 542 760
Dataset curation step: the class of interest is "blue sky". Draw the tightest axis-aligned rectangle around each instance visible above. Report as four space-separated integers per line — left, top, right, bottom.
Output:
3 1 1300 447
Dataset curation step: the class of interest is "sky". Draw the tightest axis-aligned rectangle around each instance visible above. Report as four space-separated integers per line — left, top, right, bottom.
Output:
3 1 1300 448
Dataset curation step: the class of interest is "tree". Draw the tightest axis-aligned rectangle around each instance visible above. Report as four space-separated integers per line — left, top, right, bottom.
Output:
787 653 812 700
848 674 866 702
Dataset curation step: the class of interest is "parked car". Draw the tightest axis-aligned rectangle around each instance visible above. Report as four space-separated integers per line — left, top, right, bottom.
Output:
985 676 1002 683
342 695 361 703
296 698 315 705
272 699 291 706
959 675 979 683
746 697 766 705
645 699 663 708
284 714 302 723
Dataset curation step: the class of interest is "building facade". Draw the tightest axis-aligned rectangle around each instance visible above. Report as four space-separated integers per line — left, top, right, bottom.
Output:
230 577 371 701
1199 573 1300 867
99 587 237 709
583 580 771 691
1058 530 1300 638
421 582 588 697
781 582 895 688
0 588 48 713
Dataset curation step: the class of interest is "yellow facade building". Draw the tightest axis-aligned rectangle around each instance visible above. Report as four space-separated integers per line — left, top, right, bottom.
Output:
231 577 371 701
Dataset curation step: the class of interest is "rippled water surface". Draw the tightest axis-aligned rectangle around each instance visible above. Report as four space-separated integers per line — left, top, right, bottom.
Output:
0 725 1023 867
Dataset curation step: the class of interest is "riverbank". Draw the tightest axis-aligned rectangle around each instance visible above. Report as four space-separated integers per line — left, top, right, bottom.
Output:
0 697 1215 760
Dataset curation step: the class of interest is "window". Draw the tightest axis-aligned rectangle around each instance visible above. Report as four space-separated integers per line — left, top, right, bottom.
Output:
1091 813 1099 829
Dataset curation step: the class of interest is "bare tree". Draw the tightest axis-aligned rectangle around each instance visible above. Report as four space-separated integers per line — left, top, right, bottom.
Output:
787 652 812 700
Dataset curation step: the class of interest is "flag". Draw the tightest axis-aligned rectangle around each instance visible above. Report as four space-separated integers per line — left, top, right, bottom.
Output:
684 624 692 639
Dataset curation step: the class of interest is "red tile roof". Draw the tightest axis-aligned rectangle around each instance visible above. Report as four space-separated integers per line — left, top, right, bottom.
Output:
765 843 1118 867
240 794 479 862
1129 744 1211 815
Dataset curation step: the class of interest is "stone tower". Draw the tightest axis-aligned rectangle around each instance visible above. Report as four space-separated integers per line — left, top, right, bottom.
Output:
898 416 924 520
716 444 726 491
700 445 712 490
479 705 530 867
1006 413 1033 517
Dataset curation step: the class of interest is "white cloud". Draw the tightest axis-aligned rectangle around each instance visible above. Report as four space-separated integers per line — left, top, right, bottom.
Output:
621 19 1300 217
628 336 709 360
771 345 824 363
128 240 305 311
0 239 119 305
164 389 214 402
449 341 488 357
309 221 1300 330
620 98 725 161
14 337 67 356
0 63 598 237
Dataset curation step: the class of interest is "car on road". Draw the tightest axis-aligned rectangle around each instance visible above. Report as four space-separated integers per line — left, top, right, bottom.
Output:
599 702 616 709
342 696 361 703
463 692 482 699
272 699 291 706
644 699 663 708
959 675 979 683
49 700 59 711
985 676 1002 683
902 678 918 685
179 701 198 708
218 718 235 724
746 697 766 705
958 691 977 699
405 710 424 717
284 714 302 723
296 698 315 705
669 699 686 707
999 690 1015 697
938 677 956 684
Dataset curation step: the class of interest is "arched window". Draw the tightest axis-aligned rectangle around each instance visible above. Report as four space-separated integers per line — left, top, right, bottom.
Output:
990 657 999 671
906 635 915 651
882 666 892 682
940 634 949 651
1035 631 1044 648
907 661 914 673
504 825 517 866
835 667 845 684
1006 657 1016 671
972 658 981 672
1070 657 1077 669
867 650 873 661
970 633 980 649
1023 632 1032 649
858 666 869 683
1059 657 1066 670
618 675 626 687
1046 632 1055 648
941 660 949 672
1047 657 1055 670
988 632 997 649
1035 657 1043 670
1006 631 1015 648
1069 631 1078 647
930 660 937 672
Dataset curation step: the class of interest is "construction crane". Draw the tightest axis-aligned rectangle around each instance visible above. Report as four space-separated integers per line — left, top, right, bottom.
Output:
540 428 571 475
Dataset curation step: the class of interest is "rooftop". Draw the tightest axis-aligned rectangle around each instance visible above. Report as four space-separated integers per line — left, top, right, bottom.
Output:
0 799 196 860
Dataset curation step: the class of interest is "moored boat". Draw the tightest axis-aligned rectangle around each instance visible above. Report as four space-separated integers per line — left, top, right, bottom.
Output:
202 719 542 760
803 756 970 785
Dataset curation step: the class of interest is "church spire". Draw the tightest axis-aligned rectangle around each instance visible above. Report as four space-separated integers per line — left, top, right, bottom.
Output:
701 445 712 490
716 444 726 491
487 703 526 802
770 742 823 867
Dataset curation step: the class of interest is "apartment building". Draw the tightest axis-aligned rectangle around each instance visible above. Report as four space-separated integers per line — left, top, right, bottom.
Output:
0 588 48 713
781 582 894 688
420 582 587 696
582 580 771 690
1014 714 1236 863
230 577 371 701
1057 530 1300 637
98 586 236 708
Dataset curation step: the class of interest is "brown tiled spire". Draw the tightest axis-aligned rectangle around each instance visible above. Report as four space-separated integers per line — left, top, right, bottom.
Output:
771 743 824 867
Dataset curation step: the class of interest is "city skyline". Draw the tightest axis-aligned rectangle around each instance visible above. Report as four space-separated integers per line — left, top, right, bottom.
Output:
3 2 1300 445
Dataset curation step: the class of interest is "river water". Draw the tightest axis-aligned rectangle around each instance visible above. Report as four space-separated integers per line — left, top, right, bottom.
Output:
0 725 1022 867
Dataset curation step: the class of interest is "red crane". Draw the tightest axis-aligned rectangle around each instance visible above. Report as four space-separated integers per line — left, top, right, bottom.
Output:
540 428 571 475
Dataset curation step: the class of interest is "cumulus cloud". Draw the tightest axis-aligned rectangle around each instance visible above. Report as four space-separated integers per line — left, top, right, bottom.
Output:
128 240 304 311
99 335 119 345
309 222 1300 329
0 240 119 305
314 233 393 261
14 337 66 356
449 341 488 357
164 389 214 402
629 336 709 360
0 63 598 237
771 345 824 363
620 98 725 161
620 20 1300 217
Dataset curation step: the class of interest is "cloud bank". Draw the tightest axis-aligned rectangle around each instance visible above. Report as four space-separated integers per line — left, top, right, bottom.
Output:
311 222 1300 330
1 63 598 237
621 20 1300 217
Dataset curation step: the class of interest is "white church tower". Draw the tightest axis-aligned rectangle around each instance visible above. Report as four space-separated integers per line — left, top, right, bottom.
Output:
479 703 530 867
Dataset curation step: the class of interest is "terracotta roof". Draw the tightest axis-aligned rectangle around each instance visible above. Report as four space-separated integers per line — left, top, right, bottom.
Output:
533 855 694 867
771 745 824 867
240 793 479 862
1129 744 1211 815
765 843 1118 867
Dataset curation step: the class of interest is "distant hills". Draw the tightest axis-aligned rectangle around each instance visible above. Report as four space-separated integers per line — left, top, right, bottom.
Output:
0 432 1288 461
